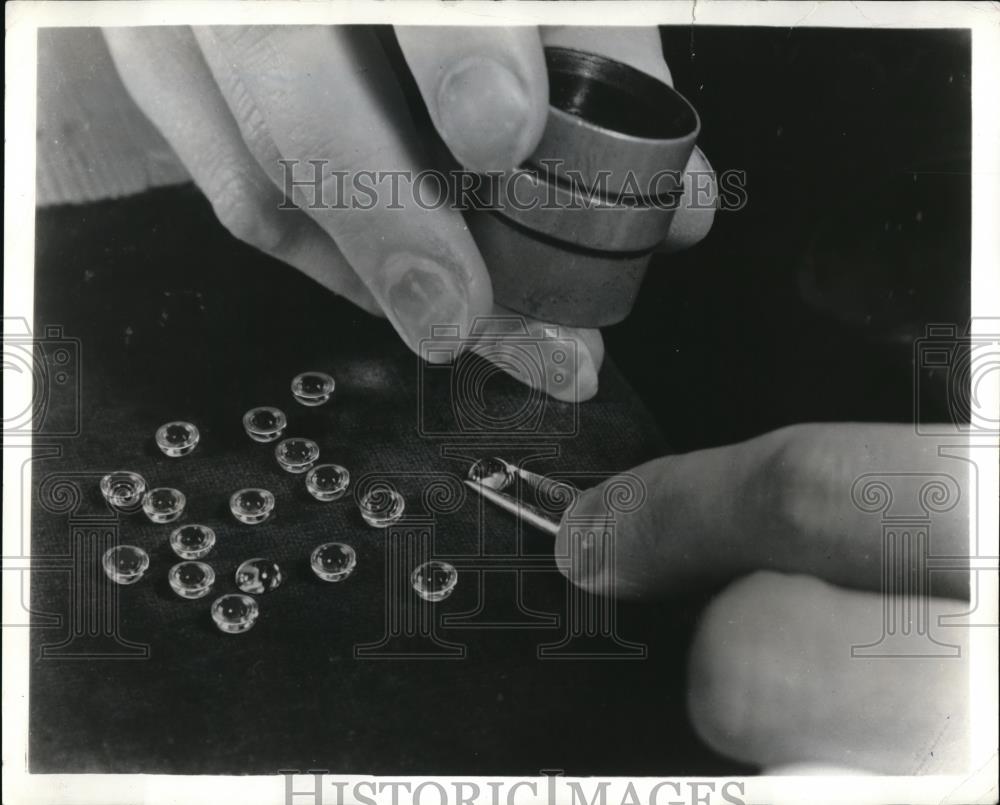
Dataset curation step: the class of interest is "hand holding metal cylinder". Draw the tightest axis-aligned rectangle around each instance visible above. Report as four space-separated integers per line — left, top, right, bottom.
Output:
468 47 702 328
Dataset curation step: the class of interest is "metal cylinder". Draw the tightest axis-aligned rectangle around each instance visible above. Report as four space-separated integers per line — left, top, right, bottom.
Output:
470 47 701 328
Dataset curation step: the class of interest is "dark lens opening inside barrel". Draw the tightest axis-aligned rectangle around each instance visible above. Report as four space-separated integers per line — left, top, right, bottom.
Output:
545 47 697 140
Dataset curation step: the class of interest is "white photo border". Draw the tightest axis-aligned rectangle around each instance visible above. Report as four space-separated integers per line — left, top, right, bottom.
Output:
4 2 998 804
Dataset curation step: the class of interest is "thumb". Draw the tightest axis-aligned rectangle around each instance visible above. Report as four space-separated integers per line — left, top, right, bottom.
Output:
688 571 970 773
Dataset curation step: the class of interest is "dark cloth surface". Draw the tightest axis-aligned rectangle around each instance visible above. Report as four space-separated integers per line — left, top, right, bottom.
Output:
29 188 741 776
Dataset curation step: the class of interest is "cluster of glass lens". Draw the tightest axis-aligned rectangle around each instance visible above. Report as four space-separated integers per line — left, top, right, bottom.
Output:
99 371 457 634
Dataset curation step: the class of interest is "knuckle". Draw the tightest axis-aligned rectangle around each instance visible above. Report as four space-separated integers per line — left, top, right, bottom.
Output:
208 171 288 253
755 423 840 542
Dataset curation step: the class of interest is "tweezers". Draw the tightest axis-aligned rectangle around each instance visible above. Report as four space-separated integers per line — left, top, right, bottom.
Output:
463 457 578 537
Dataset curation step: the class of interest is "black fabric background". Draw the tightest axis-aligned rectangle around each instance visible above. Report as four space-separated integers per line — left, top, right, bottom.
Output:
28 27 969 775
29 187 728 776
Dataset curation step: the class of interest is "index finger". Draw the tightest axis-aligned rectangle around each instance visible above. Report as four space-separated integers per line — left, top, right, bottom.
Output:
197 25 493 350
554 423 970 600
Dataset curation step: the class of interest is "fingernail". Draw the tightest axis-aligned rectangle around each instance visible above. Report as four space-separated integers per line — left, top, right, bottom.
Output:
545 332 600 403
383 254 469 352
437 57 531 172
